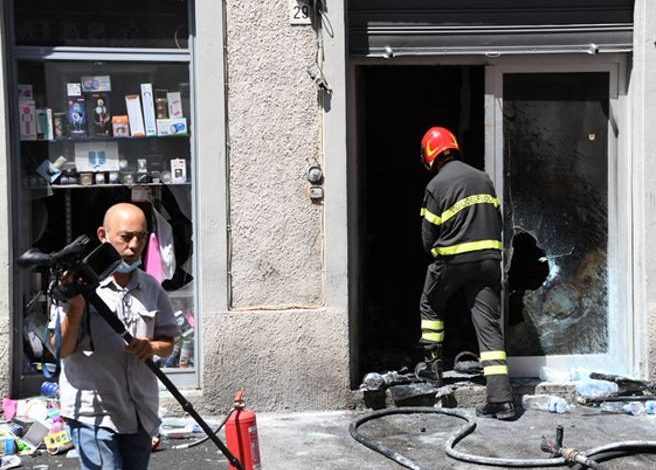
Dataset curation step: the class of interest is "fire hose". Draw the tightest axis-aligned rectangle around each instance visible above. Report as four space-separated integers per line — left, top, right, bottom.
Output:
349 406 656 470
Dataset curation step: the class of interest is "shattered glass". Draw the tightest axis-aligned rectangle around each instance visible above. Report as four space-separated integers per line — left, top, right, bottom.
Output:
503 73 609 356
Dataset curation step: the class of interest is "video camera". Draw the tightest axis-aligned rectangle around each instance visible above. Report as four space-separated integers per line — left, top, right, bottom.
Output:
17 235 122 288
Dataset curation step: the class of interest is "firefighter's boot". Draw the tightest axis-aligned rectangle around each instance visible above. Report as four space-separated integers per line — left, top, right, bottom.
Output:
475 401 516 421
414 345 443 385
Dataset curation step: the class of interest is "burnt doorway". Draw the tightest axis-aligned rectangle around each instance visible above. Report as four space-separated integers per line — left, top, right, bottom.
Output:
353 65 485 378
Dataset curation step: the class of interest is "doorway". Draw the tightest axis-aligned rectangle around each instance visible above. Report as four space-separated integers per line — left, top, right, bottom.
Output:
353 65 485 377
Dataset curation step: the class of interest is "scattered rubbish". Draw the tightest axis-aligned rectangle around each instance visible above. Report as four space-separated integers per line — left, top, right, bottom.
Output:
359 369 415 392
360 373 385 392
453 351 482 375
0 455 21 470
159 416 220 439
388 383 440 406
522 394 572 413
151 435 161 452
575 378 619 398
539 367 621 399
645 400 656 414
1 392 76 459
589 371 655 395
0 438 15 456
22 420 50 452
40 381 59 398
539 366 572 383
1 400 16 421
600 401 645 415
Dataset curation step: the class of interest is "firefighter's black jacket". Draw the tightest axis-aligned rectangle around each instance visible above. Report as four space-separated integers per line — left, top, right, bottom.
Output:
421 158 502 263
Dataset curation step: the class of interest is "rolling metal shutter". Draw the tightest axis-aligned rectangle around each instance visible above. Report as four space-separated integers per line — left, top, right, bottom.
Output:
349 0 634 58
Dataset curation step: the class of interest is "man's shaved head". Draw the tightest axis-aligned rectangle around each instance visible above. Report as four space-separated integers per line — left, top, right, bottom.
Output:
103 203 146 230
98 203 148 270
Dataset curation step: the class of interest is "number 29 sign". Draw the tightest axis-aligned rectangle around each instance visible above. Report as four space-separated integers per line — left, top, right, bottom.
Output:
289 0 312 25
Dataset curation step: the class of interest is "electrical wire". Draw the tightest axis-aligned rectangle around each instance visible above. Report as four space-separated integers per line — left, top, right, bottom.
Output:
349 406 656 469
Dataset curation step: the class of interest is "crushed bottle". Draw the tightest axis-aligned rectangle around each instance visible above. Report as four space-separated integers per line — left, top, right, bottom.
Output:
574 378 619 398
522 394 571 413
599 401 644 415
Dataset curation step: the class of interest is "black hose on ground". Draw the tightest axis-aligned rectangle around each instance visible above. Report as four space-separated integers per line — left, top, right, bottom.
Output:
170 408 235 450
349 406 656 469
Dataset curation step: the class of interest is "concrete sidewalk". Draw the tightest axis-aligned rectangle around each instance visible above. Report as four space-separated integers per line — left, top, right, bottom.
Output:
19 405 656 469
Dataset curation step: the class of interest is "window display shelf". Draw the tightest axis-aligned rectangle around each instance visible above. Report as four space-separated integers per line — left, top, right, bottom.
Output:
21 134 190 144
47 182 191 189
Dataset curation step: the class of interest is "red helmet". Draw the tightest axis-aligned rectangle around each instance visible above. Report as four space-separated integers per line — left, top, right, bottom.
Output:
420 127 460 168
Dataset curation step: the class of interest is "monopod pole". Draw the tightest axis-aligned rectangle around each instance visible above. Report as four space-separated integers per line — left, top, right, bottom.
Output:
85 290 244 470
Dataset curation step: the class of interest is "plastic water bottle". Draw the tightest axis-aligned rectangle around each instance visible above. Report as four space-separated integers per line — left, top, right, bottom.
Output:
522 394 570 413
645 400 656 414
575 378 619 398
600 401 645 415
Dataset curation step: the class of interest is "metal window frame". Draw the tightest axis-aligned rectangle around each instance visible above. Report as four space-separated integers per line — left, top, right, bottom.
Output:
485 56 631 377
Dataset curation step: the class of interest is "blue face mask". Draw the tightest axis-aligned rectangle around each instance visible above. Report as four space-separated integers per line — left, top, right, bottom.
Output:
115 259 142 274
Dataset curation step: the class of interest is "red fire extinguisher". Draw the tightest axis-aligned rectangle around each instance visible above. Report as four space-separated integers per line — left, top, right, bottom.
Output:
226 389 262 470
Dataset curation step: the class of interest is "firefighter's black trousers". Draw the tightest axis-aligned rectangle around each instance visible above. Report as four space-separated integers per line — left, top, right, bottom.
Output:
419 258 512 403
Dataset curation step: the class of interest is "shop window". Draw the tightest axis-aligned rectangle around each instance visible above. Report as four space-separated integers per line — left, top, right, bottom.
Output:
10 1 197 395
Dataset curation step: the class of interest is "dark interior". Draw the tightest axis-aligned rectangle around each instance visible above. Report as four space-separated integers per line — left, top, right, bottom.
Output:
355 65 485 378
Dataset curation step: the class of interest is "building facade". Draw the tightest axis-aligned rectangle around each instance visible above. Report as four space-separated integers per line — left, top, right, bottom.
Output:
0 0 655 412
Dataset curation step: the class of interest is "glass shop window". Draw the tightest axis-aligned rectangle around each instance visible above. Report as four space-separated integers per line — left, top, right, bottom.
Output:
503 72 609 358
12 1 197 395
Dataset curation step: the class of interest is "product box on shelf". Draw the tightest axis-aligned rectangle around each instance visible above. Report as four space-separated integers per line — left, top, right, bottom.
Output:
141 83 157 137
156 118 187 136
66 82 82 97
17 83 33 100
36 108 54 141
67 97 87 137
80 75 112 93
111 115 130 138
170 158 187 183
19 100 36 140
166 91 183 118
125 94 146 137
74 141 120 172
53 112 67 139
88 92 111 136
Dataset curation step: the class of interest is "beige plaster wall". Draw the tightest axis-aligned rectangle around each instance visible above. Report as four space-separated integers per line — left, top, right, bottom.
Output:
193 0 351 411
225 0 324 309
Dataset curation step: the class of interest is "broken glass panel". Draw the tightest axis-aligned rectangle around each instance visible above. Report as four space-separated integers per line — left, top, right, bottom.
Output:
503 72 609 356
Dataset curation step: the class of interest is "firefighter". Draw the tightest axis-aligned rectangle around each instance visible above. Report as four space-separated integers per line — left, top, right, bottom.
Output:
415 126 515 420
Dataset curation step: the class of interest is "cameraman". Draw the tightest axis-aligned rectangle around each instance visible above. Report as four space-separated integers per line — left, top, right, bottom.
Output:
49 203 180 470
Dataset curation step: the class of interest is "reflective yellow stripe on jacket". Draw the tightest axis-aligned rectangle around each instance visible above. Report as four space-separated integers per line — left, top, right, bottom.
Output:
420 194 500 227
431 240 503 258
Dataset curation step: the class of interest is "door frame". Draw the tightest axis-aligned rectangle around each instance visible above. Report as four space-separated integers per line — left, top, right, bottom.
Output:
485 56 632 377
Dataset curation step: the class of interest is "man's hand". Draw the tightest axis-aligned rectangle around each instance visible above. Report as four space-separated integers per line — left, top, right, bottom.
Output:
127 336 154 362
54 270 87 302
